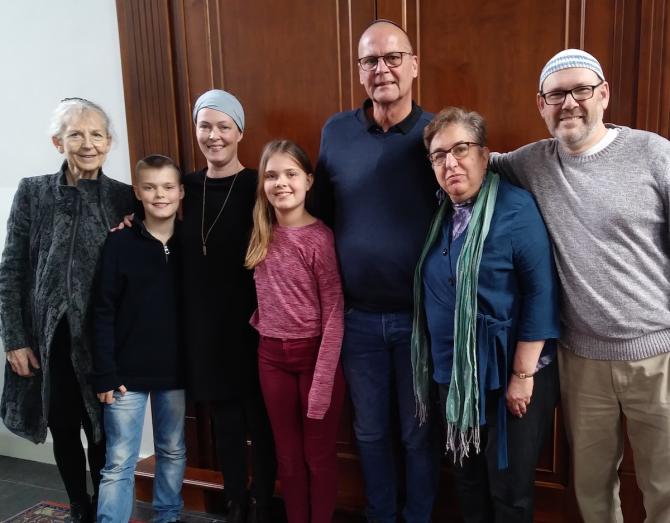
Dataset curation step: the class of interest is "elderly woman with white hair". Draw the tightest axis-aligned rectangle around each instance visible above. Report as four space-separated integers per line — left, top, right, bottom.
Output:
0 98 135 522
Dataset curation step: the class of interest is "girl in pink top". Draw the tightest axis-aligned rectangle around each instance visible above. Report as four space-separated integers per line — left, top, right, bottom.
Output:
245 140 345 523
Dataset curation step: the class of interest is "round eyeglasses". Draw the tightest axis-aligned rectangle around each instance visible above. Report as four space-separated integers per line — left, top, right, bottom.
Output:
428 142 481 166
540 80 604 105
357 52 413 71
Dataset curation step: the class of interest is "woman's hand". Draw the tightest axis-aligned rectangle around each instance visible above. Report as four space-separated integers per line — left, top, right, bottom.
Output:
506 375 533 418
97 385 127 404
508 340 544 418
110 213 134 232
6 347 40 377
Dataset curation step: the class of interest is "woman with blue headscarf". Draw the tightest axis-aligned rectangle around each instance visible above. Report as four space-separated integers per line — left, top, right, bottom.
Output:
183 90 276 522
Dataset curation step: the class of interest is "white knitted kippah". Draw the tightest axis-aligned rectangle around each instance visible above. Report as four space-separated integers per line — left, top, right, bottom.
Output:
539 49 605 90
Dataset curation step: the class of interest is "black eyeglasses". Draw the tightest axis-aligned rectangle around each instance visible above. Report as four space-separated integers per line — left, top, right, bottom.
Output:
540 80 604 105
428 142 482 166
357 52 413 71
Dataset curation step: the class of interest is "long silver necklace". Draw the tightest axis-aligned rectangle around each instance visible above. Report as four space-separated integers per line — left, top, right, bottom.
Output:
201 170 239 256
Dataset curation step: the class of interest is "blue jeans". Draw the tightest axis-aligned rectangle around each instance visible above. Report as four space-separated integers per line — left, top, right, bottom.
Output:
342 309 439 523
97 389 186 523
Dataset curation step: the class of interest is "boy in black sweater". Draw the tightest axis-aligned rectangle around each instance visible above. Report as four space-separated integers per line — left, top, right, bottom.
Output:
93 155 185 523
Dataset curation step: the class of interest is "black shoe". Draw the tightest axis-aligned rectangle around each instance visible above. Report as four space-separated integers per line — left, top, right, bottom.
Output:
226 500 247 523
246 497 272 523
68 499 93 523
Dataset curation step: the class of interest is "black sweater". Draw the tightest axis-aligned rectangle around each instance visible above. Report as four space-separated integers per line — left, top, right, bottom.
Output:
180 168 259 401
313 101 439 311
92 219 182 393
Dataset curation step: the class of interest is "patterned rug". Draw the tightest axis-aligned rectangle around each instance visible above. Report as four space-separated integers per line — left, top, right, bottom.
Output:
1 502 143 523
2 501 72 522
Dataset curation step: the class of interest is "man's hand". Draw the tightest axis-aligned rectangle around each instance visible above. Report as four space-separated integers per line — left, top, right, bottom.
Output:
6 347 40 377
97 384 127 404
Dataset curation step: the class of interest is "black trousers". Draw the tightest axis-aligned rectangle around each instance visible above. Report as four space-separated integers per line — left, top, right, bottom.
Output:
210 393 277 508
48 319 106 505
439 360 559 523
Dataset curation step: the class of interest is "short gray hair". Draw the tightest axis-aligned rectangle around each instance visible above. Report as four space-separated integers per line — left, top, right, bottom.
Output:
423 107 487 150
49 97 113 139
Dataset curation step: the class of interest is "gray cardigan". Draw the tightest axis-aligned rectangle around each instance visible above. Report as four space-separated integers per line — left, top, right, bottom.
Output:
0 163 134 443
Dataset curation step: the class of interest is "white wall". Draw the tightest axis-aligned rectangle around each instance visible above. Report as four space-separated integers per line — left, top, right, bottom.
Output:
0 0 154 462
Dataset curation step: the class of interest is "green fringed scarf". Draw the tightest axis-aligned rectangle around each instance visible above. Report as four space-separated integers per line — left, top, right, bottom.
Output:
411 171 500 462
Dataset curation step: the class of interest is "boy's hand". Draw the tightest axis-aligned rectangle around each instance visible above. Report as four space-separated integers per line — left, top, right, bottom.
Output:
98 384 127 404
110 213 134 232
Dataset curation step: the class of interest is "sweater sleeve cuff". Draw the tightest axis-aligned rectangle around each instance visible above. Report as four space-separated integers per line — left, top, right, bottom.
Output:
90 372 122 394
2 335 31 352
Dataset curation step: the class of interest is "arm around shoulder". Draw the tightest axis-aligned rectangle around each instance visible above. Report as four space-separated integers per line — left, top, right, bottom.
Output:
511 195 560 341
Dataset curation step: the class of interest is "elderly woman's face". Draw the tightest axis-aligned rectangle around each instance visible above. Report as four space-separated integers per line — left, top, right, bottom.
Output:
195 108 243 168
429 123 489 203
52 111 111 178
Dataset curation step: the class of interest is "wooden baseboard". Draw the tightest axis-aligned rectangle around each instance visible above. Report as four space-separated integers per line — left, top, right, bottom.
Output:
135 456 226 512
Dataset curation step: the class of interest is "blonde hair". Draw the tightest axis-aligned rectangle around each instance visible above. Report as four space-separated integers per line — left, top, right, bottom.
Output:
245 140 314 268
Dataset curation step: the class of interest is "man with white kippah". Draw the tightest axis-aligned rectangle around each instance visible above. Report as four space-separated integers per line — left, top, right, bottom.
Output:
490 49 670 522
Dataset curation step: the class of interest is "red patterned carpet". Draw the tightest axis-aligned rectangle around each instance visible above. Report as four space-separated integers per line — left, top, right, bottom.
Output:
1 501 70 523
1 502 142 523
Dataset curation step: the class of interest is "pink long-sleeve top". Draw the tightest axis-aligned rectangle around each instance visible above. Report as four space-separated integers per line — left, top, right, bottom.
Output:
250 219 344 419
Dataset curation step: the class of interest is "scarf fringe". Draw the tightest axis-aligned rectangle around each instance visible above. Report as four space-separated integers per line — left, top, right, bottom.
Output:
410 172 500 438
446 423 482 466
415 396 428 425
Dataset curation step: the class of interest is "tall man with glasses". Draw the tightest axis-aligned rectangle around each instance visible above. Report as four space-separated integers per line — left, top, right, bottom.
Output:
313 19 439 523
490 49 670 522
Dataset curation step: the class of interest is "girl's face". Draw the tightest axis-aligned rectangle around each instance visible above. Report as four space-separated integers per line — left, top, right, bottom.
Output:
263 152 313 216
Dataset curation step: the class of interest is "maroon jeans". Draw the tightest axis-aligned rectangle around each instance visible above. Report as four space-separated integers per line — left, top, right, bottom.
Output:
258 335 345 523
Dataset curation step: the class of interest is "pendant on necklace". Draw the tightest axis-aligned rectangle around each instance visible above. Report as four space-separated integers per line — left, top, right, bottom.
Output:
202 244 207 256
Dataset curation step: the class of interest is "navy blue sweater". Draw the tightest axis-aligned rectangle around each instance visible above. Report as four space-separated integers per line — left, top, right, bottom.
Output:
92 220 182 393
313 101 439 311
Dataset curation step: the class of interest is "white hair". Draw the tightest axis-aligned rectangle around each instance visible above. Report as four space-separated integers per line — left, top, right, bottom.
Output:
49 97 113 139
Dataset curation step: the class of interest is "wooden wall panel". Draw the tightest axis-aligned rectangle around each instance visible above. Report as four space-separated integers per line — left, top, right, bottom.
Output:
170 0 375 174
117 1 670 520
582 0 641 129
215 0 344 164
116 0 180 176
636 0 670 135
416 0 570 152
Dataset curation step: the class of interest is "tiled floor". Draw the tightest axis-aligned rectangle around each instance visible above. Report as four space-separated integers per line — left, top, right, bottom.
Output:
0 455 72 520
0 456 365 522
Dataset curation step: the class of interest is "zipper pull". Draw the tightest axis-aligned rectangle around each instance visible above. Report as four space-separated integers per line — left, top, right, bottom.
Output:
164 244 170 263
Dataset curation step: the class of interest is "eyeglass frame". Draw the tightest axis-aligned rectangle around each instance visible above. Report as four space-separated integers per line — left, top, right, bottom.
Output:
357 51 414 71
427 142 482 166
539 80 605 106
